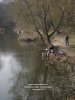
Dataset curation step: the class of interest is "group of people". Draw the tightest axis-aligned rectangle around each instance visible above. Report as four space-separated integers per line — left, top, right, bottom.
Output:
41 43 56 60
41 34 70 63
42 43 67 63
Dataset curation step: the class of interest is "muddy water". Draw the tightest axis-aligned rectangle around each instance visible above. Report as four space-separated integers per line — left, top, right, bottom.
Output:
0 36 42 100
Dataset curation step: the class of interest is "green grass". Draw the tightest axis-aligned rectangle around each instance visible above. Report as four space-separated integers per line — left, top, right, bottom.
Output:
69 34 75 50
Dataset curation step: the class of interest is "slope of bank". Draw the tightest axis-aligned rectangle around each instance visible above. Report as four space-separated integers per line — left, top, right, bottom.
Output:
52 34 75 57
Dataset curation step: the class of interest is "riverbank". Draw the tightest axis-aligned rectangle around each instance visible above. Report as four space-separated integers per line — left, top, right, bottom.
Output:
17 30 75 57
18 31 39 42
52 34 75 57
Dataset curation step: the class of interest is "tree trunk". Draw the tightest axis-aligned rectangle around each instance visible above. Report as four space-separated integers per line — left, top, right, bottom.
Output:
36 30 46 45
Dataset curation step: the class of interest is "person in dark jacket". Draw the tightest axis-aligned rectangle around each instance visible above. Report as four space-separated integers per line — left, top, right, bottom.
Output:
65 35 69 46
49 43 55 53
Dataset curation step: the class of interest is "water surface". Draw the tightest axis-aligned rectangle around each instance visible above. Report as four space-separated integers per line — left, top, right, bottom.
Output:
0 36 42 100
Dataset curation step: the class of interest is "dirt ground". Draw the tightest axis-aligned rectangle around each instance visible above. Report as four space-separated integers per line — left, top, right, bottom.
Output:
52 34 75 57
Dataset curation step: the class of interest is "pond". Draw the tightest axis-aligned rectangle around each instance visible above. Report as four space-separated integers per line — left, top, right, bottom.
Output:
0 35 42 100
0 35 74 100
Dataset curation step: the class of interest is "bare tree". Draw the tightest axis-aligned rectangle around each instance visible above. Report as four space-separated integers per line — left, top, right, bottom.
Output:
10 0 67 44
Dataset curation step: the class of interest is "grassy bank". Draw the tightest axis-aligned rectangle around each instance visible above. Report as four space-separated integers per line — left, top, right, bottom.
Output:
70 34 75 49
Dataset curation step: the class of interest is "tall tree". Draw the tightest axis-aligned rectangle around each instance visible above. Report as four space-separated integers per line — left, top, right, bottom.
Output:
10 0 67 43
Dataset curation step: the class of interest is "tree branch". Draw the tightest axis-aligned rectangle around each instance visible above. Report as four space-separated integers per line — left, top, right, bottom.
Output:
49 0 67 38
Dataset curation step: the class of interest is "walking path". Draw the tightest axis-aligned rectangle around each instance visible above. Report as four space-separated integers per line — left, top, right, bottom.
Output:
52 34 75 57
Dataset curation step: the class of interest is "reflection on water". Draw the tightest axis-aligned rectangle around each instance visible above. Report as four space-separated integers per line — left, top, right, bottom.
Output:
0 36 42 100
0 35 74 100
0 52 21 100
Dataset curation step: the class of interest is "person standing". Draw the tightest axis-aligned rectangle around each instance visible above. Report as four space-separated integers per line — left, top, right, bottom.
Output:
65 35 69 46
